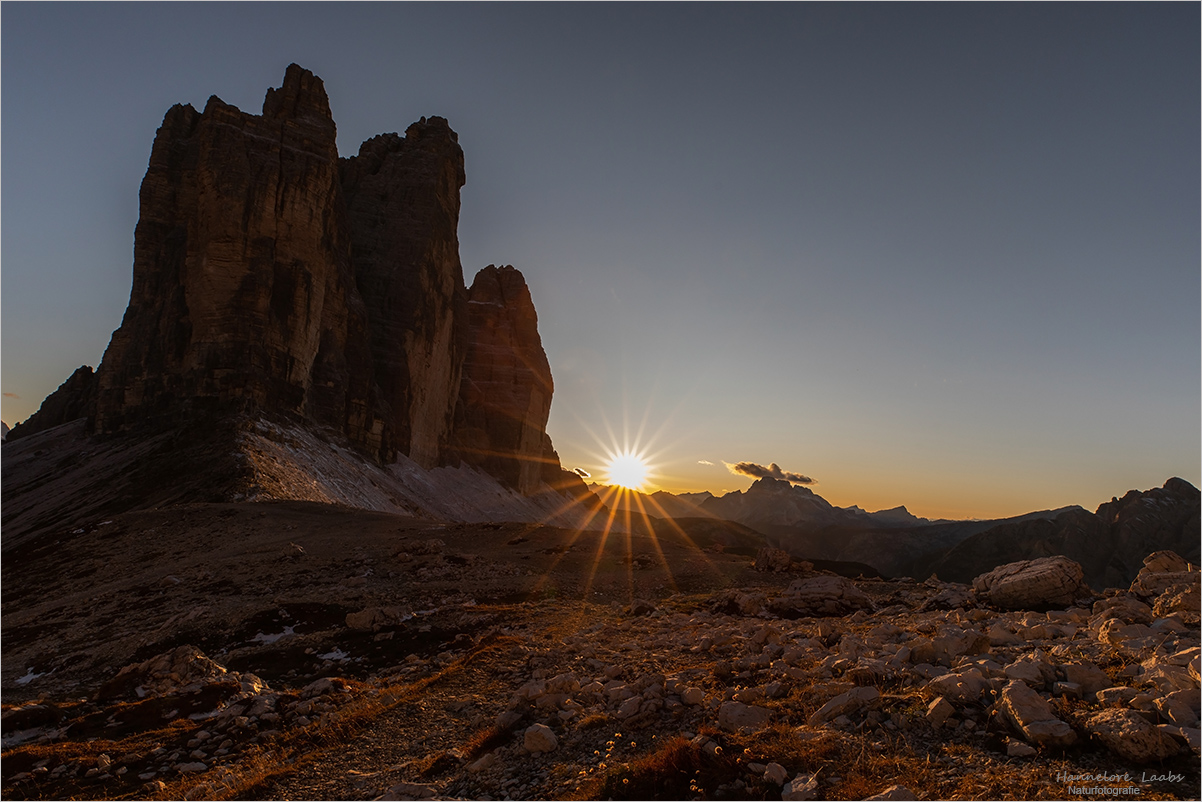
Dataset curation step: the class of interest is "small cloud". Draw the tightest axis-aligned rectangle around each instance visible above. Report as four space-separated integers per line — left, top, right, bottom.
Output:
697 460 714 466
572 467 591 479
725 460 815 485
3 392 18 399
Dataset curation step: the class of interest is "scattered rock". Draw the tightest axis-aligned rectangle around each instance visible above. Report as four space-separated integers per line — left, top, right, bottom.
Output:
763 762 789 785
523 723 557 753
1086 709 1181 763
718 701 772 732
781 772 820 801
972 556 1089 610
380 781 437 800
1006 739 1037 757
754 547 792 572
97 645 236 700
996 680 1076 747
926 697 955 728
775 575 874 617
345 606 409 631
807 686 879 726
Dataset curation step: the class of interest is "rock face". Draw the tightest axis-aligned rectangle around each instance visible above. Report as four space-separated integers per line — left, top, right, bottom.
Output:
93 64 378 449
972 556 1089 610
6 366 97 441
450 266 554 494
20 65 568 495
340 121 468 467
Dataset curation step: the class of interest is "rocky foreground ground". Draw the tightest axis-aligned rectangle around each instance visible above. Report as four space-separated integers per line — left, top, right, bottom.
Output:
1 503 1199 801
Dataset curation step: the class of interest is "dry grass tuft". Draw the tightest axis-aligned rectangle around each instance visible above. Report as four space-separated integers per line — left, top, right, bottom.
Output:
588 735 743 800
461 724 513 761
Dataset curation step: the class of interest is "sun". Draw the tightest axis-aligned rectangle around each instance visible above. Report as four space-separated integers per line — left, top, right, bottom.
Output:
606 450 650 491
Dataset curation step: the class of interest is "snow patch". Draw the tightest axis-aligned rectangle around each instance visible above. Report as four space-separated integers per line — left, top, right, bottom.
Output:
318 648 350 662
251 626 295 645
15 668 49 686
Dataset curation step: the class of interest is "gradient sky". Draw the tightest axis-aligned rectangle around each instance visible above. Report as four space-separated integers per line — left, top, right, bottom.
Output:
3 3 1199 520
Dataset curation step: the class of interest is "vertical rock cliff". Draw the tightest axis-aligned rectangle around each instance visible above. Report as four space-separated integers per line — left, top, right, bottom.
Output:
340 120 468 467
92 64 380 449
19 64 576 498
452 265 555 494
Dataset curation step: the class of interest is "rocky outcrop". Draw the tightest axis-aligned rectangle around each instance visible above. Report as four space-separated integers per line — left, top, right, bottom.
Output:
450 265 555 494
1129 550 1199 598
92 64 379 451
18 65 572 496
972 556 1090 610
5 365 97 441
340 121 468 467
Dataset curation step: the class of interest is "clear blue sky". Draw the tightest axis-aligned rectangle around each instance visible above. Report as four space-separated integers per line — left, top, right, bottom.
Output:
3 3 1198 518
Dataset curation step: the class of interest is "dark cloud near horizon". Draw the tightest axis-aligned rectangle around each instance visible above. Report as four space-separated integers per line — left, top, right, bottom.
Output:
727 461 815 485
573 467 591 479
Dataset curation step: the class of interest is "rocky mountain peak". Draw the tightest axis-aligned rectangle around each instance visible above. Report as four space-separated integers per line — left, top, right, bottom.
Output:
261 63 334 124
451 265 555 494
9 65 571 497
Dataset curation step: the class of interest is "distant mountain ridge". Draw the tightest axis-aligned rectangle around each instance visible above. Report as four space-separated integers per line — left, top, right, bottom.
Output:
588 475 1198 590
592 476 935 530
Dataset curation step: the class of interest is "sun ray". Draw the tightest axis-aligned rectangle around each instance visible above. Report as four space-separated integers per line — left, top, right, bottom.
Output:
629 491 681 595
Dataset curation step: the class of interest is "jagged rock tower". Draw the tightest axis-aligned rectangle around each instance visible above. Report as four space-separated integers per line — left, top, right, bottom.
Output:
12 65 575 496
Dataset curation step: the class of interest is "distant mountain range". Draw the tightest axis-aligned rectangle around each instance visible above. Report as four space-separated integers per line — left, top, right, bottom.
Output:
590 477 935 529
589 475 1200 589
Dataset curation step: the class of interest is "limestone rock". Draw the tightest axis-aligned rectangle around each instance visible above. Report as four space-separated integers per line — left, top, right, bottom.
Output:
972 556 1088 610
763 763 789 785
1140 550 1191 574
925 696 955 728
996 680 1076 747
6 366 97 441
807 686 879 726
523 723 558 753
345 606 409 631
380 782 437 800
781 773 819 801
718 701 772 731
1059 661 1111 697
1154 689 1200 728
1006 739 1037 757
924 668 990 703
754 547 792 572
1153 584 1201 621
449 265 554 493
340 119 467 467
97 645 236 700
1092 595 1153 625
94 65 378 449
1086 709 1181 763
27 64 574 496
775 574 875 617
1131 565 1200 599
